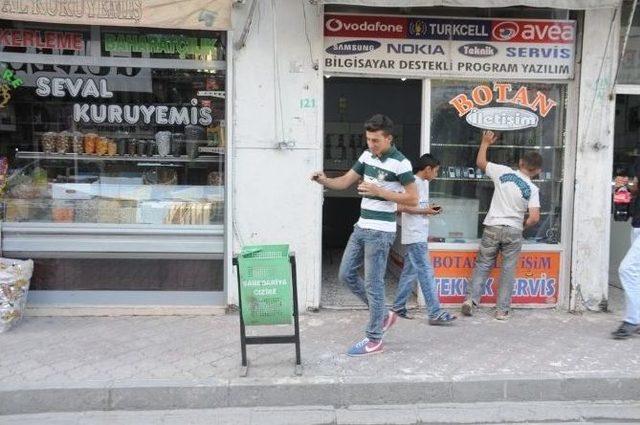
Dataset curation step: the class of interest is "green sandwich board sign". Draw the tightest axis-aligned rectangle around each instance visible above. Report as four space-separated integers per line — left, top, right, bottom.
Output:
237 244 293 326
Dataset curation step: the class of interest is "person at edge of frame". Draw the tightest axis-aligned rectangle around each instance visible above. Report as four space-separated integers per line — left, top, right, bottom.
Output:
612 162 640 339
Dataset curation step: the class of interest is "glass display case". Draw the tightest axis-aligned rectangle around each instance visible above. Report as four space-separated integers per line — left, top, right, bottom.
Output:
428 80 567 244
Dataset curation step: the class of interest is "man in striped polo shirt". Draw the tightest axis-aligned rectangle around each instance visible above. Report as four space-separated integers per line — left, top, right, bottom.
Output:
312 114 418 356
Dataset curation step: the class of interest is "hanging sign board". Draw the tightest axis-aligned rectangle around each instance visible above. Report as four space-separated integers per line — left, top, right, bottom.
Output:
448 83 557 131
389 249 560 306
431 250 560 306
0 0 232 31
324 14 576 80
237 245 294 326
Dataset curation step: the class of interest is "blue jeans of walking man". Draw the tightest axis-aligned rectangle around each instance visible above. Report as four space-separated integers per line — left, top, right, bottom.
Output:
392 242 441 318
339 225 396 341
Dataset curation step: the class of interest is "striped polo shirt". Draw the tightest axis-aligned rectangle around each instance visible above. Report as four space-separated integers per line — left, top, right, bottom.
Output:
351 146 415 232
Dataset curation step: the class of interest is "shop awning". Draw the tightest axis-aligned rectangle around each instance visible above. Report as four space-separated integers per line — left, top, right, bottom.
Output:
322 0 621 9
0 0 232 31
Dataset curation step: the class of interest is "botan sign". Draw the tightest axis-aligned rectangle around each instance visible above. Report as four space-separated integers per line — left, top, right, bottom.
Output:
449 83 556 131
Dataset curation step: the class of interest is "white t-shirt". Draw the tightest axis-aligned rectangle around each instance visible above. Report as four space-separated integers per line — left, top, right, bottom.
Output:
401 176 429 244
483 162 540 231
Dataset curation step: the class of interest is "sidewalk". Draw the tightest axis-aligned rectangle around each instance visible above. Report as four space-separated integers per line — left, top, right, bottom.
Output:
1 287 639 415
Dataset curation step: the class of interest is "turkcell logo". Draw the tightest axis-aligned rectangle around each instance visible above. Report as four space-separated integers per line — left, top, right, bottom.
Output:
325 40 381 55
458 43 498 57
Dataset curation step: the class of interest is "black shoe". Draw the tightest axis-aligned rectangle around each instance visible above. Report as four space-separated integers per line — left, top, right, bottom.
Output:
611 321 640 339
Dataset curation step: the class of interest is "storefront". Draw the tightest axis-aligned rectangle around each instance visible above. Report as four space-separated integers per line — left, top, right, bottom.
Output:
0 0 624 314
0 0 232 313
319 2 606 310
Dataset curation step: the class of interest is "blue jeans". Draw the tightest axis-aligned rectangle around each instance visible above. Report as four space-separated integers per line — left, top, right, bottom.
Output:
392 242 441 318
619 228 640 325
466 225 523 312
339 225 396 340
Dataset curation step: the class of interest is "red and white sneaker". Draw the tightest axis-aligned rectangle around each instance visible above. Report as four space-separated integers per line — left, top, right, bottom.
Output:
382 310 398 332
347 337 383 357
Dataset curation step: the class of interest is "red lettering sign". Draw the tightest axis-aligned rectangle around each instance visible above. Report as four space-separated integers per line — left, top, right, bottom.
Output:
0 29 84 51
491 20 575 44
324 14 407 38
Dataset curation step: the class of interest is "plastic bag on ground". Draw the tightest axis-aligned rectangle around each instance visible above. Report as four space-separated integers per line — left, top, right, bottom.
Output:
0 258 34 333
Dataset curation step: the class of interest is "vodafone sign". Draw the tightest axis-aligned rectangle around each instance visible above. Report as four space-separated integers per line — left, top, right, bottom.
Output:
324 15 406 39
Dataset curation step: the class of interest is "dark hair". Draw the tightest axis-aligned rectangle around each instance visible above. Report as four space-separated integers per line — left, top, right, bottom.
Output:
364 114 394 136
415 153 440 172
521 151 543 170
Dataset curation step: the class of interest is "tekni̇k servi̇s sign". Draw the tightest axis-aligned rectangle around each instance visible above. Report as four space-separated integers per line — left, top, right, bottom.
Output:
324 14 576 80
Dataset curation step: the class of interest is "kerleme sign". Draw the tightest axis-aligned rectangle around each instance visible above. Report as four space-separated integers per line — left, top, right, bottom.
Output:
324 14 576 79
0 0 231 31
0 28 85 51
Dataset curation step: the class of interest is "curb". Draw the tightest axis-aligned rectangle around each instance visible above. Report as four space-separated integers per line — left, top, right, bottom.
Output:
1 374 639 415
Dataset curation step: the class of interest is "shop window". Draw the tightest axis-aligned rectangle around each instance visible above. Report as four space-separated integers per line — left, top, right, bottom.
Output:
618 1 640 85
0 63 225 226
429 80 567 244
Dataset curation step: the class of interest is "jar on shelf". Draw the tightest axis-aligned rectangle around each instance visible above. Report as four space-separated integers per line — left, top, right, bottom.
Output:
56 131 70 154
83 133 97 154
107 139 117 156
155 131 171 156
71 132 84 154
41 132 57 153
95 137 109 156
127 138 137 156
136 139 147 156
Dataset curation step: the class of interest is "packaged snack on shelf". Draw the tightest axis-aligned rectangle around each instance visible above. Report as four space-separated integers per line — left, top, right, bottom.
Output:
107 140 117 156
96 137 109 156
56 131 71 154
74 199 97 223
71 131 84 154
41 132 57 153
83 133 97 154
52 200 74 222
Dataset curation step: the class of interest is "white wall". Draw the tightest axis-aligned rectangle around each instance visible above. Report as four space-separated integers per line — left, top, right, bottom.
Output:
229 0 325 309
570 7 620 312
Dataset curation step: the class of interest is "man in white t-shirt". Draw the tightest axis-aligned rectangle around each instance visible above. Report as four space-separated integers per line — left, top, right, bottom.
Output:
383 153 456 332
461 130 542 320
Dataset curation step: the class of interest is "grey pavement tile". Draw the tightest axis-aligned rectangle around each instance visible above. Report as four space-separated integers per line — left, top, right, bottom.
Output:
336 405 418 425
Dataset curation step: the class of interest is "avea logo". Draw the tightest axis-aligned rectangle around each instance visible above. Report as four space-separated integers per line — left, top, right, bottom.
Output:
492 21 519 41
326 40 381 55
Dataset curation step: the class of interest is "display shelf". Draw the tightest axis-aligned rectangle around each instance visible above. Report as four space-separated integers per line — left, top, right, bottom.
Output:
15 151 224 163
431 143 563 149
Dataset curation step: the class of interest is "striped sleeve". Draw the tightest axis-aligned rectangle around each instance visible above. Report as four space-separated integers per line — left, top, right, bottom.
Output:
396 159 415 186
351 151 368 176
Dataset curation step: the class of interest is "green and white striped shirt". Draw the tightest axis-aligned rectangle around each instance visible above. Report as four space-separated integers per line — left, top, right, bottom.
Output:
351 146 415 232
